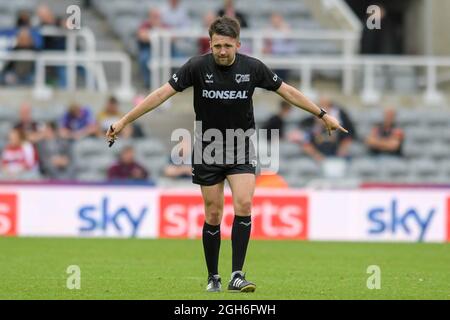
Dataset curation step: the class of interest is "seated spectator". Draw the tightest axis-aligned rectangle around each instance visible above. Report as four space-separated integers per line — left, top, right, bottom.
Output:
137 8 166 88
16 10 32 27
37 4 67 88
160 0 193 58
107 146 150 182
1 128 39 180
164 138 191 179
37 122 75 180
2 27 39 85
365 108 404 157
97 96 145 139
59 103 97 140
361 4 398 55
198 11 217 55
217 0 248 28
300 96 356 162
262 100 291 141
97 96 123 133
14 102 43 143
160 0 191 29
263 13 297 80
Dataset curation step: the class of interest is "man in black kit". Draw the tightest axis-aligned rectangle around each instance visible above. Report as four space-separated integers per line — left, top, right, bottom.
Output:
106 16 347 293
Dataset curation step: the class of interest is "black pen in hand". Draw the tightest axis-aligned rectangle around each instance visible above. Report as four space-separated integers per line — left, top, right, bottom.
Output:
108 125 116 147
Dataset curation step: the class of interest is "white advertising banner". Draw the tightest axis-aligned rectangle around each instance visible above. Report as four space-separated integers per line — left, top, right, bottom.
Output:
0 185 159 238
309 190 449 242
0 184 449 242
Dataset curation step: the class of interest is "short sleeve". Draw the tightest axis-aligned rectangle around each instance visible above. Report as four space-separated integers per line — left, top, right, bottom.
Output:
255 59 283 91
168 58 194 92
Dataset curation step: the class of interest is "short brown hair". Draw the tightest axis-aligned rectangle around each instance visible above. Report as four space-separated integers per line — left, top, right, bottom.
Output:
208 16 240 39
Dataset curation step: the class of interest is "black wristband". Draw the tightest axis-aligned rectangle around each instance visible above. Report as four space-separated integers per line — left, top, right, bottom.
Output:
317 108 327 119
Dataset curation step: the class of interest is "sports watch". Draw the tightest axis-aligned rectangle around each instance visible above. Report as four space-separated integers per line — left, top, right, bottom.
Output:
317 108 327 119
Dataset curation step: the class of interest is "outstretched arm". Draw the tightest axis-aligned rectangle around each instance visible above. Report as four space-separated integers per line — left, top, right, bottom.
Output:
106 83 177 143
276 82 348 135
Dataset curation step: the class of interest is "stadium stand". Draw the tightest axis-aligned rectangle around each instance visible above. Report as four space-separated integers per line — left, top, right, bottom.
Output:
0 0 449 188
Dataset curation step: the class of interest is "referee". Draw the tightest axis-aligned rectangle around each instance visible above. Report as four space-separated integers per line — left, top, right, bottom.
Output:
106 16 347 293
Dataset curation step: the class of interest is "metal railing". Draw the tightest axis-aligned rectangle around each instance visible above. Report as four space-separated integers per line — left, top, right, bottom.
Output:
148 29 360 92
0 27 134 100
147 29 448 105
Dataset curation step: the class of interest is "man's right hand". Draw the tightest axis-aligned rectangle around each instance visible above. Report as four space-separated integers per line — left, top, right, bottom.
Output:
106 120 126 146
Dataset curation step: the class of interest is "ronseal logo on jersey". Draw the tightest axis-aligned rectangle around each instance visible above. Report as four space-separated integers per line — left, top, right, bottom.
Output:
0 194 18 236
202 90 248 100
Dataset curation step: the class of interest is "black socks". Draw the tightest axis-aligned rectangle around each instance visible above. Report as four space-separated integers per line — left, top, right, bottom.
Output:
231 215 252 272
202 222 221 275
203 215 252 276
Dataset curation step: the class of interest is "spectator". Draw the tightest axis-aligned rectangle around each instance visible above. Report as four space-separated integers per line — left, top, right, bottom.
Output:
107 146 150 182
37 121 76 180
2 28 39 85
262 100 291 141
164 138 192 179
198 11 217 55
97 96 123 133
160 0 193 58
160 0 191 29
14 102 43 143
37 4 67 87
217 0 248 28
16 10 32 27
360 4 397 54
263 13 297 80
59 103 97 140
97 96 145 139
300 96 356 162
137 8 165 88
365 108 404 157
1 128 39 180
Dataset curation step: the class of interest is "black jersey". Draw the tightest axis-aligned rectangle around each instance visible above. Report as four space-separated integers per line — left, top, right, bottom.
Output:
168 53 283 136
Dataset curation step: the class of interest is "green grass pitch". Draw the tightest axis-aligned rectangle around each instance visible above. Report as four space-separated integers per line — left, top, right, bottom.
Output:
0 238 449 299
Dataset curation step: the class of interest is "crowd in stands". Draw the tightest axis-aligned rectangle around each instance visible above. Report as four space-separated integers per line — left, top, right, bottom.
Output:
0 96 154 183
261 96 405 180
0 92 409 185
0 4 68 87
135 0 299 87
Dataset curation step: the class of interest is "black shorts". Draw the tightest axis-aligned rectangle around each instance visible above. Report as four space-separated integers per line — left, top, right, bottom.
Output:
192 162 256 186
191 138 257 186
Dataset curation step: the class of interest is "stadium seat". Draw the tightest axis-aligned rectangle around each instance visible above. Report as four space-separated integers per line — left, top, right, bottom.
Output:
278 141 302 159
409 159 439 182
0 122 12 140
141 154 168 176
379 157 410 180
404 126 434 145
427 141 450 160
348 142 367 158
134 138 166 158
348 157 381 180
402 141 425 159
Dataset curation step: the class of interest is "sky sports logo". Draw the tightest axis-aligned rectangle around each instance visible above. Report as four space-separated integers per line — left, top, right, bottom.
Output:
78 197 148 237
367 198 443 242
0 194 17 236
159 194 308 239
202 90 248 99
